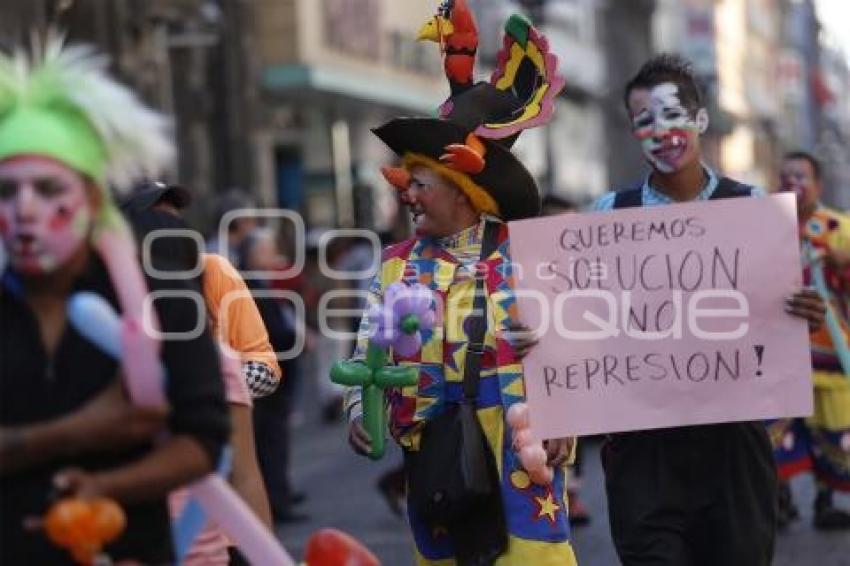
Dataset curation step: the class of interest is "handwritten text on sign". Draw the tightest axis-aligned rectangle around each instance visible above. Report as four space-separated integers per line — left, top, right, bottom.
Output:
508 193 813 438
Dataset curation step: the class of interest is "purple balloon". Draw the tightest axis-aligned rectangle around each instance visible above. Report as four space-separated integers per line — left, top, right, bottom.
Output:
392 284 432 320
393 333 422 358
418 310 436 332
368 283 435 356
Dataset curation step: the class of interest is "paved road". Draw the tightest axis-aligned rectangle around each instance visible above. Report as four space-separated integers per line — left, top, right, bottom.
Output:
278 411 850 565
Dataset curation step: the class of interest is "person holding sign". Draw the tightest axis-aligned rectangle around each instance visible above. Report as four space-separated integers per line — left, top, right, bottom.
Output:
588 55 825 566
770 151 850 530
343 5 578 565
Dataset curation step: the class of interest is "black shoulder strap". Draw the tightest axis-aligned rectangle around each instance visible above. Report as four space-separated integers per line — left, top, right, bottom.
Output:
711 177 753 200
613 187 643 209
462 221 500 402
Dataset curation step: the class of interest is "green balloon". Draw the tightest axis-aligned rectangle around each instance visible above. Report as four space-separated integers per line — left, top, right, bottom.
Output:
329 361 371 386
362 385 385 460
373 366 419 388
330 343 418 460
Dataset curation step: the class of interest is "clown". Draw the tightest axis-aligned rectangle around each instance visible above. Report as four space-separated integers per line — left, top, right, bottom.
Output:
0 35 229 564
343 9 577 566
769 150 850 530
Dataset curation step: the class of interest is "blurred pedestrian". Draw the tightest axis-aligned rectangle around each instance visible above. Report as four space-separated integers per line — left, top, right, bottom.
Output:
237 227 307 523
123 184 282 560
303 228 348 423
769 150 850 530
206 190 259 263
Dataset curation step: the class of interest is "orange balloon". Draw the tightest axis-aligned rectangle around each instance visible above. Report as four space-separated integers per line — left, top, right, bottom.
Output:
45 499 97 548
90 498 126 543
304 528 381 566
70 545 98 566
45 497 127 565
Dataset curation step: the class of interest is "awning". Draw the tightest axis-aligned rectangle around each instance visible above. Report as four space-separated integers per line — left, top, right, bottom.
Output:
263 64 444 114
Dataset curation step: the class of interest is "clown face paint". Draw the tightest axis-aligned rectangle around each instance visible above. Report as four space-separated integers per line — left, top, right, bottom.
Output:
628 82 707 174
0 156 94 275
407 165 466 237
780 157 821 217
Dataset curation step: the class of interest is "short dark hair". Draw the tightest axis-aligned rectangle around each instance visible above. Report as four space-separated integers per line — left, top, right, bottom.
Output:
623 53 703 113
784 150 822 180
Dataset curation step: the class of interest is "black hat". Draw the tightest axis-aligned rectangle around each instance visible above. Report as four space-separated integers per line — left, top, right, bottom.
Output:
121 181 191 213
373 114 540 221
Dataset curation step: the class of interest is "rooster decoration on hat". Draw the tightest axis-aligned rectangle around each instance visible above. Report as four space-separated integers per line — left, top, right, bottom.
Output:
379 0 566 221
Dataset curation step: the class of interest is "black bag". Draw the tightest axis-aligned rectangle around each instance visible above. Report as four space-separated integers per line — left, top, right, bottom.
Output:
405 221 508 565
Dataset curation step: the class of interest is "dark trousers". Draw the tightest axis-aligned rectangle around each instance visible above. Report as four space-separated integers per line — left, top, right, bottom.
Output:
603 422 777 566
253 359 297 515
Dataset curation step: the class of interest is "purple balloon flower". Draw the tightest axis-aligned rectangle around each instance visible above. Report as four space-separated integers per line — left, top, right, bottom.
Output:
368 282 435 357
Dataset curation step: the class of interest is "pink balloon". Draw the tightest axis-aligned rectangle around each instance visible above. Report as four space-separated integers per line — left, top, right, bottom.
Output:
94 219 165 407
94 220 156 329
190 476 295 566
120 318 166 407
506 403 530 429
528 466 554 486
519 444 547 471
512 429 532 450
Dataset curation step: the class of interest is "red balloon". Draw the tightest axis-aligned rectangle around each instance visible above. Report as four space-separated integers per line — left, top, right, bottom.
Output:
305 529 380 566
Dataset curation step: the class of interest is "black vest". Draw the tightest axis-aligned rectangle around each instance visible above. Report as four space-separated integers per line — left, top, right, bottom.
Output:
612 176 753 209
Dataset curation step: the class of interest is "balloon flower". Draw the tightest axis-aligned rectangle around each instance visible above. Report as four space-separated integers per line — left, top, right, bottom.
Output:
331 282 435 459
305 529 381 566
44 497 126 565
506 402 554 485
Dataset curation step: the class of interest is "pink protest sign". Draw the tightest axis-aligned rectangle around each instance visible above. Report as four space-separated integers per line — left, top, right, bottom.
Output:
509 193 813 438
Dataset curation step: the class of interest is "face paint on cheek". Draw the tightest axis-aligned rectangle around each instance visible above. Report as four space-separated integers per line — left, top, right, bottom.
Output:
15 201 93 275
642 140 675 173
641 125 695 173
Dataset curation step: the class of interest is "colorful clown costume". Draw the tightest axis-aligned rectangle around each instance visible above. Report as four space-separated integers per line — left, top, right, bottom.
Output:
345 220 577 565
769 205 850 492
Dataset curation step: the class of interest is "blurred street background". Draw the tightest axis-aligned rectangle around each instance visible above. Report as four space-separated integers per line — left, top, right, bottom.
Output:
3 0 850 228
3 0 850 563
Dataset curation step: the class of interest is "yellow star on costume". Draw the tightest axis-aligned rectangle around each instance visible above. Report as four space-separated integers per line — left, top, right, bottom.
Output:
534 491 561 524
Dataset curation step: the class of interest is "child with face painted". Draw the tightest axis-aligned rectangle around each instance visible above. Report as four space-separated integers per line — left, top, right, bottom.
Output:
0 37 229 564
589 54 826 566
